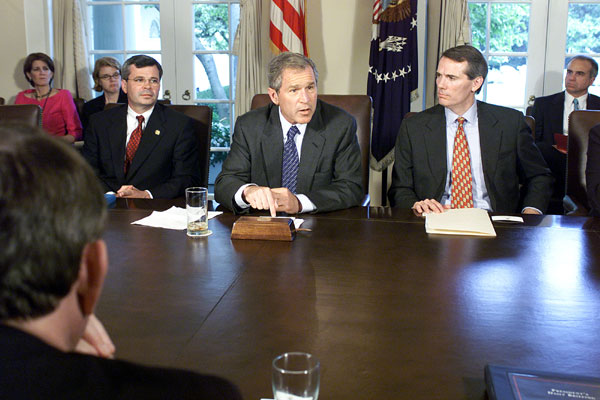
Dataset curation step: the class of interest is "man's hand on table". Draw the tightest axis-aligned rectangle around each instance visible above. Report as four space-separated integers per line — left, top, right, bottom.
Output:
243 186 301 217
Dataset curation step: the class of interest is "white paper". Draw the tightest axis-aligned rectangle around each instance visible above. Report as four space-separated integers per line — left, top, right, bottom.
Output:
425 208 496 237
131 206 222 230
491 215 524 223
274 216 304 230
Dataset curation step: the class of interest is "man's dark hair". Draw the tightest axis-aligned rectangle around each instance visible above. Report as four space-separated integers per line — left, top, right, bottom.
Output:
122 55 163 80
568 55 599 79
268 52 318 92
0 125 107 320
441 45 488 94
23 53 55 87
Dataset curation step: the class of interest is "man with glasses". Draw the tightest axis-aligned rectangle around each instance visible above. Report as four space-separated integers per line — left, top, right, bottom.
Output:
83 55 201 199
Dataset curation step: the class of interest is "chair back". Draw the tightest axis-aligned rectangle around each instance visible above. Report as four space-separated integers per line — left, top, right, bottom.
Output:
524 115 535 140
566 110 600 213
166 105 212 188
0 97 5 105
0 104 42 127
250 94 372 203
73 97 85 124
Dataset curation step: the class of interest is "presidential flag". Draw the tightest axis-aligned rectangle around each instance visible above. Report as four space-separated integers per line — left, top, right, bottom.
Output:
368 0 418 169
270 0 308 55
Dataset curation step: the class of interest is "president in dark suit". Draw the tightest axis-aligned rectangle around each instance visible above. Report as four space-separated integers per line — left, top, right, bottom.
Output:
0 125 242 399
215 52 363 215
389 45 553 215
82 55 200 199
532 55 600 209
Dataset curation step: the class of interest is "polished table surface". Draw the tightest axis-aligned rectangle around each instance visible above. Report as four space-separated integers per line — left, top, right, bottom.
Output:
97 201 600 399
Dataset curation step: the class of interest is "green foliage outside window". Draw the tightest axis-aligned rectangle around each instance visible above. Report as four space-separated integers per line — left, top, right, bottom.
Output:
567 4 600 55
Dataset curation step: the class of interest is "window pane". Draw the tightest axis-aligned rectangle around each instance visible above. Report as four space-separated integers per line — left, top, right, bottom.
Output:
469 2 487 53
199 102 231 149
124 5 161 51
566 3 600 54
92 53 125 65
194 54 231 100
89 5 124 51
194 4 231 51
489 3 529 53
486 56 527 106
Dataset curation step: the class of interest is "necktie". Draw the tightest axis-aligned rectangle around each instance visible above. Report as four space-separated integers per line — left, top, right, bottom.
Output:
574 98 580 111
451 117 474 209
282 125 300 193
125 115 144 174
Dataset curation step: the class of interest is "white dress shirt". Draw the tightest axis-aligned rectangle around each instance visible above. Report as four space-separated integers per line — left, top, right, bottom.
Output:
563 92 588 134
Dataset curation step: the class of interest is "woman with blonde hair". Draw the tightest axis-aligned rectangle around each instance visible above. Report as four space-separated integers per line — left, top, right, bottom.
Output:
81 56 128 130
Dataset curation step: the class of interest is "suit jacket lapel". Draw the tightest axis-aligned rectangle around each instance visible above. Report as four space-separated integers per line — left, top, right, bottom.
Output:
108 105 128 182
260 105 284 188
551 92 565 134
297 101 325 192
126 105 164 180
477 102 502 199
423 105 448 190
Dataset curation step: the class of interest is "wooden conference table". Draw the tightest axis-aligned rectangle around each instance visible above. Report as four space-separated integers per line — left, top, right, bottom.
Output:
96 200 600 399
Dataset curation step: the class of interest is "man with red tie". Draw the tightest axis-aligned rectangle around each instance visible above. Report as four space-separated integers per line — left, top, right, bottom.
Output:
83 55 201 199
388 45 553 215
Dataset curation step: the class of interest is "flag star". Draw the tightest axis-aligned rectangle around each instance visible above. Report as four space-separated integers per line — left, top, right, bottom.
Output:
376 73 383 82
410 17 417 29
398 68 406 78
383 73 390 82
369 66 373 74
391 71 399 80
407 65 412 73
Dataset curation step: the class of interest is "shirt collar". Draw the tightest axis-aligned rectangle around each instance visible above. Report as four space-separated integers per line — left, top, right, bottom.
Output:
565 91 587 104
278 107 308 136
444 101 478 126
127 105 155 124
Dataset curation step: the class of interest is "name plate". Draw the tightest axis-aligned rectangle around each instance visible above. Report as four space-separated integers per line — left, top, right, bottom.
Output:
231 216 296 241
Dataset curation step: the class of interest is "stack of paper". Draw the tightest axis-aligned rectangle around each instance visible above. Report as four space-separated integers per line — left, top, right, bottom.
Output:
425 208 496 237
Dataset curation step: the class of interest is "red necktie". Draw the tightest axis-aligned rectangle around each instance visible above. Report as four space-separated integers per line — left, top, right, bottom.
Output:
451 117 474 208
124 115 144 174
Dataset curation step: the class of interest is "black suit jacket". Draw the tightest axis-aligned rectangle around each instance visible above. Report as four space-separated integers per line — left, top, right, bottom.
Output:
81 90 128 132
0 324 242 399
214 99 363 213
586 124 600 216
532 91 600 199
82 103 201 199
388 102 553 213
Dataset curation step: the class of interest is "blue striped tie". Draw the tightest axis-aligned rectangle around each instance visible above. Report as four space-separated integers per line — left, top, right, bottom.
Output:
282 125 300 193
574 98 580 111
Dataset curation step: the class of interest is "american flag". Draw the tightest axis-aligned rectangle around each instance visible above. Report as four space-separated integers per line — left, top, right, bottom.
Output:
270 0 308 55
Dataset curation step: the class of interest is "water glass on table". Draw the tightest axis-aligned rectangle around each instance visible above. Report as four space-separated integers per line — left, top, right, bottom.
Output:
185 187 212 237
272 352 320 400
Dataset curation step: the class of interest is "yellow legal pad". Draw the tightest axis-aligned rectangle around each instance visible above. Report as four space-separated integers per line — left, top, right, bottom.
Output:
425 208 496 237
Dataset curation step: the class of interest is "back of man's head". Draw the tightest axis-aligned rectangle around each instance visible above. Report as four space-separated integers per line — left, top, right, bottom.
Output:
122 55 163 80
441 45 488 93
268 52 319 92
0 125 106 321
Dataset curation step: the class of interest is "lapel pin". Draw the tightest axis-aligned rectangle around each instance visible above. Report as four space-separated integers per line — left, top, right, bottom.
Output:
155 130 160 136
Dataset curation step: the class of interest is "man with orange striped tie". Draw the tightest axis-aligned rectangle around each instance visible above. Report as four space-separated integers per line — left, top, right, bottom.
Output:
388 45 553 216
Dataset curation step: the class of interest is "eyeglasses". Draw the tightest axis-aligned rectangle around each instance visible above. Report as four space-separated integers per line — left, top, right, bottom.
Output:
99 72 121 80
127 77 160 87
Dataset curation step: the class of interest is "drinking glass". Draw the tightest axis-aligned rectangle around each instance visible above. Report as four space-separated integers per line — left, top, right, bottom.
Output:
185 187 211 237
272 352 320 400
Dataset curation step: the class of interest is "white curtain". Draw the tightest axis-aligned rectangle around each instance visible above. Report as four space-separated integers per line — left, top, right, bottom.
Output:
234 0 266 118
52 0 92 99
425 0 472 107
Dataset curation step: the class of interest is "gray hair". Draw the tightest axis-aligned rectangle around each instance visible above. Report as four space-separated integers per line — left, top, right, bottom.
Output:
268 52 318 91
568 55 599 79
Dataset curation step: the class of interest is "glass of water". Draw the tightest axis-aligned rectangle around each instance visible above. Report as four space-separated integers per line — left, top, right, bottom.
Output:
185 187 211 237
272 352 320 400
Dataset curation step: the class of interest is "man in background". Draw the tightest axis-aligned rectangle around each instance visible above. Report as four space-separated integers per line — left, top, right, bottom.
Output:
215 52 363 215
83 55 201 199
532 55 600 212
0 125 241 399
389 45 553 215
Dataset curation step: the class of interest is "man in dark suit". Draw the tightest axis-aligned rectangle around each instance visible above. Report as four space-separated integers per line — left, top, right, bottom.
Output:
0 125 242 399
215 52 363 215
389 45 553 215
82 55 200 199
532 55 600 209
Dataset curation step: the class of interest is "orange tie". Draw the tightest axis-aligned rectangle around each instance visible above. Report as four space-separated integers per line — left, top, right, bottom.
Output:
451 117 474 208
124 115 144 174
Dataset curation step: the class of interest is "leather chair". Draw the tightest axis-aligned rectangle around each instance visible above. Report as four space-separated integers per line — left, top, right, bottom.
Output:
0 97 5 105
250 94 372 206
0 104 42 127
564 110 600 215
165 104 212 188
